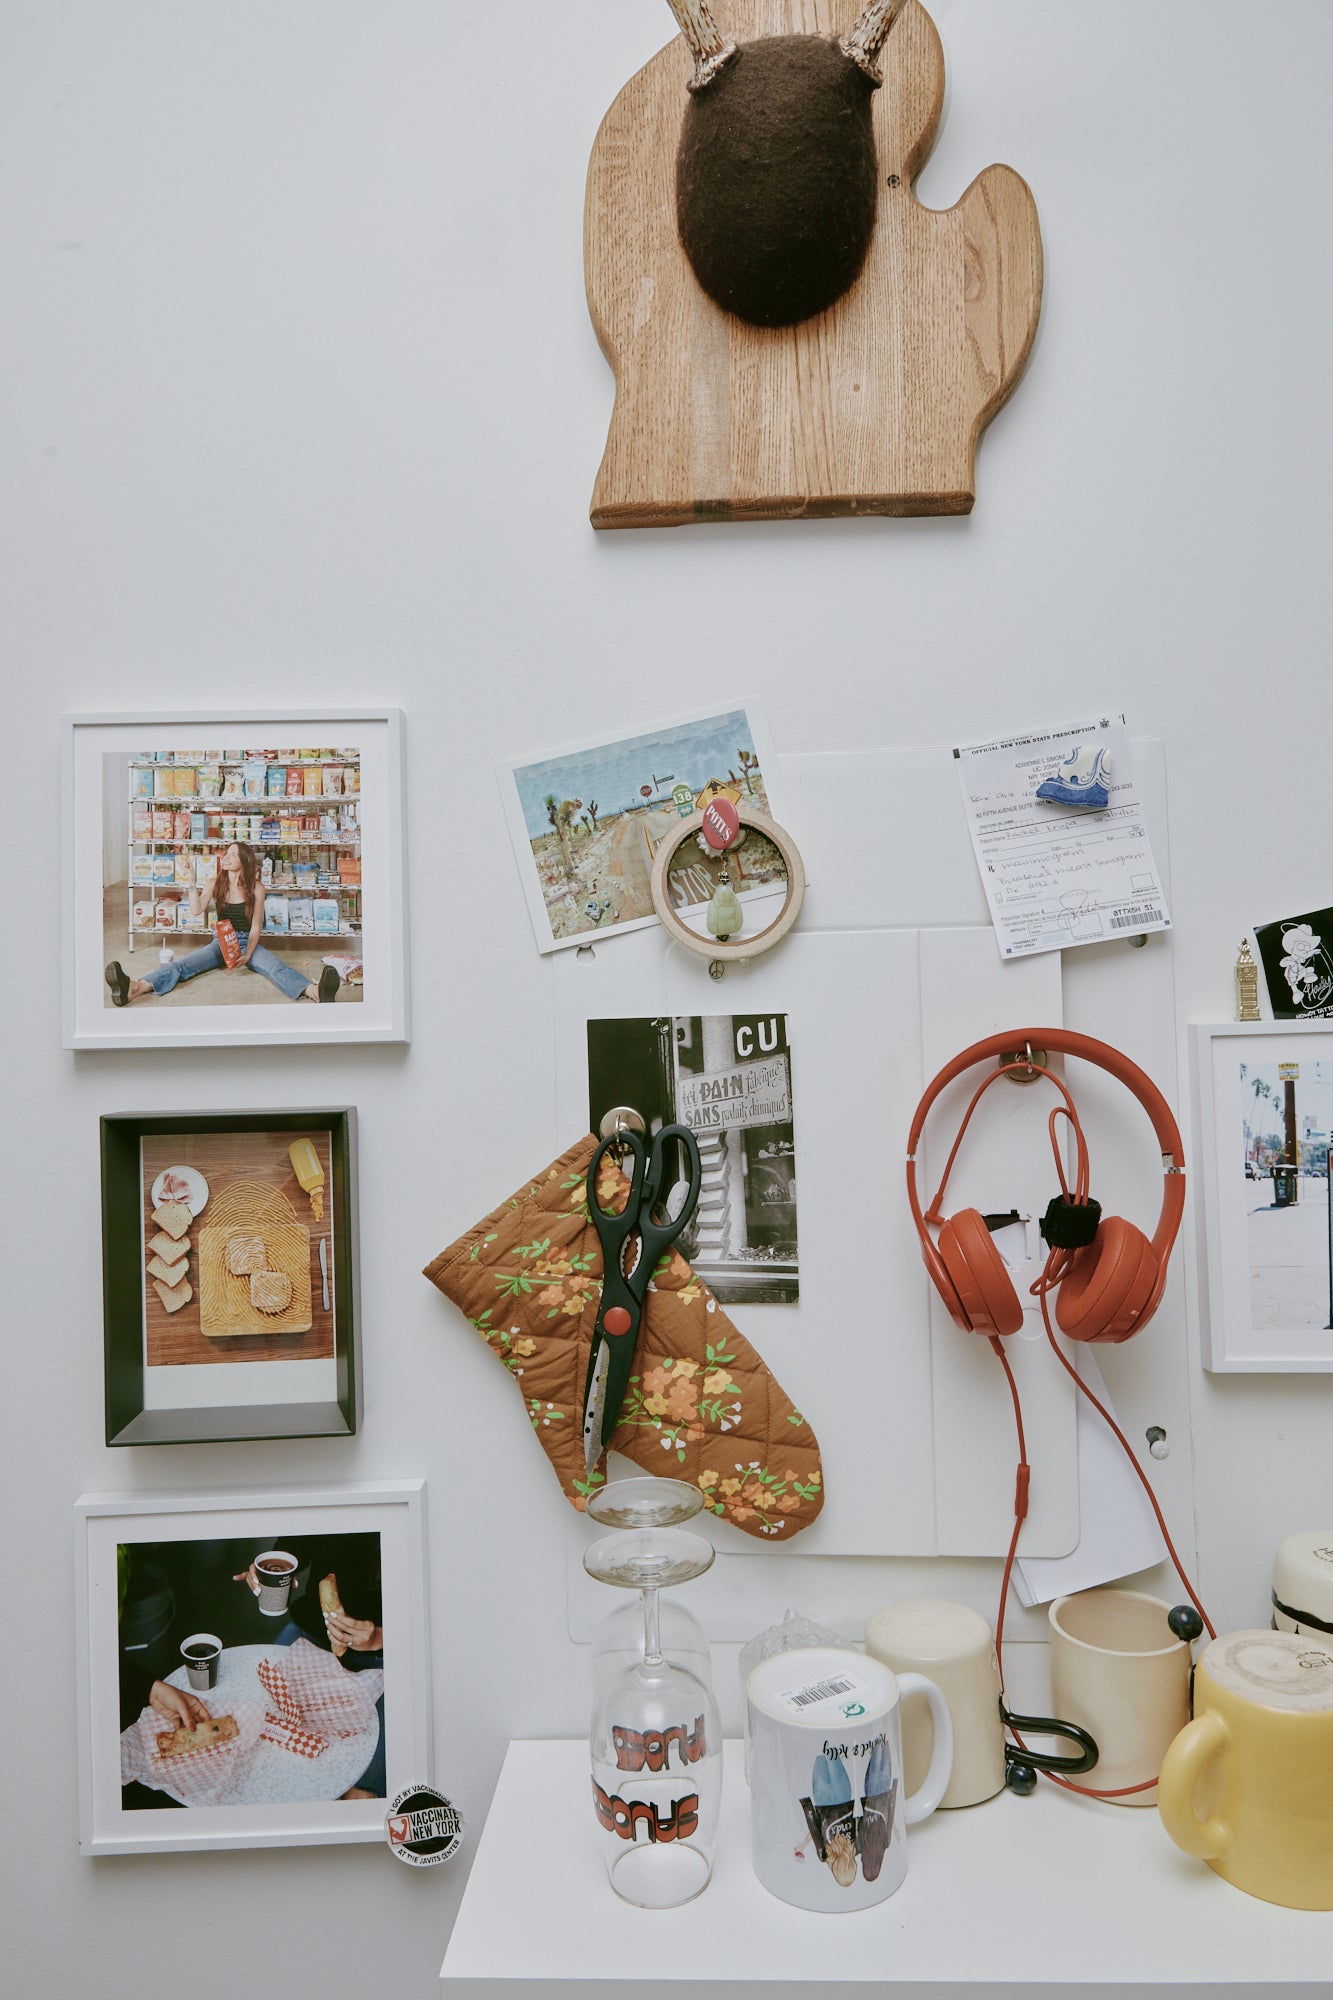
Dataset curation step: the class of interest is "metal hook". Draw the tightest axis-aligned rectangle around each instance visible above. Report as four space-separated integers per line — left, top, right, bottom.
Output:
598 1105 646 1158
999 1042 1048 1084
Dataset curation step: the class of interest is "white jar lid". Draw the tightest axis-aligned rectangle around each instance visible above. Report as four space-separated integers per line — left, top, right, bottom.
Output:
1273 1530 1333 1629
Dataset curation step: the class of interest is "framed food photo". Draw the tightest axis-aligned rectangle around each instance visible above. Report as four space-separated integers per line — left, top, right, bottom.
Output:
101 1110 359 1444
1192 1020 1333 1370
62 708 407 1048
75 1482 430 1855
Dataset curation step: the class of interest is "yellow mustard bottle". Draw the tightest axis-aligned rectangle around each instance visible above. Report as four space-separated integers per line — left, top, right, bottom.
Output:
288 1138 325 1220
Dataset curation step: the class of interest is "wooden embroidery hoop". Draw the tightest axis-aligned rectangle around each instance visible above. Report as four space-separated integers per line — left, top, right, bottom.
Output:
650 807 806 968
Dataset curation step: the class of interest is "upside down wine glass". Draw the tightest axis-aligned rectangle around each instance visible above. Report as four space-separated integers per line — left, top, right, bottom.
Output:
586 1479 713 1703
585 1523 722 1908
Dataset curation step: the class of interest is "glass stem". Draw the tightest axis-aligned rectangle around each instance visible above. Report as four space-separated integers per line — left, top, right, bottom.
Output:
641 1585 663 1668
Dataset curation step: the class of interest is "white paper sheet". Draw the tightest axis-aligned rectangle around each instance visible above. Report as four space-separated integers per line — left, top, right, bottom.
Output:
1011 1350 1168 1607
953 714 1170 959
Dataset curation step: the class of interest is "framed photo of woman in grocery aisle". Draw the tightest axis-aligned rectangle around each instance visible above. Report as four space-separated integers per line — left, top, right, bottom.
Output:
75 1481 430 1855
62 709 408 1048
101 1108 359 1445
1193 1020 1333 1371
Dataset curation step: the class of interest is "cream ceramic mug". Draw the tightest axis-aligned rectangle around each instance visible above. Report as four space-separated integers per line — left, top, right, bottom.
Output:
865 1600 1005 1808
1047 1588 1189 1804
1157 1628 1333 1909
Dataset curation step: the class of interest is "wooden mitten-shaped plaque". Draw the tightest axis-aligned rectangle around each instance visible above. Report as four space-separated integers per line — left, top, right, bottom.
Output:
586 0 1042 526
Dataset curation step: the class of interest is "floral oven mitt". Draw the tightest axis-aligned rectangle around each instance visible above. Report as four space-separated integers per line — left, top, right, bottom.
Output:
423 1136 823 1540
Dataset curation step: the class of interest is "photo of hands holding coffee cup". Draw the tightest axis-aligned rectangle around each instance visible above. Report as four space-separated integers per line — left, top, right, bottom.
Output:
117 1532 386 1811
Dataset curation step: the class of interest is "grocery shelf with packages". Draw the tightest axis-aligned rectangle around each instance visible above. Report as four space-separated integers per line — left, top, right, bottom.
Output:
126 753 363 952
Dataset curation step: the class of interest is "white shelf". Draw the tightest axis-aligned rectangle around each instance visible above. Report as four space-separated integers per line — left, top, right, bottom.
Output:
128 837 360 848
439 1741 1332 1999
130 797 360 807
129 759 361 769
131 928 361 940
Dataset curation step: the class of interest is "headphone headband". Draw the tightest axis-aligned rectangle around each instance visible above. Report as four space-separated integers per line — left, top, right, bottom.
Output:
906 1028 1185 1275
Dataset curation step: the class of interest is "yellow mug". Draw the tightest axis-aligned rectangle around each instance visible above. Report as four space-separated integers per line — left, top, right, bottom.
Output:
1157 1628 1333 1909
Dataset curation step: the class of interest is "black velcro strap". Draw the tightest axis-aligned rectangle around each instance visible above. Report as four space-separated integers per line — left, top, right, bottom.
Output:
1041 1195 1102 1250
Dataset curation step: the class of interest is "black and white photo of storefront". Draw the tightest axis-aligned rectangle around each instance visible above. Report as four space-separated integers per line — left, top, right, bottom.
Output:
587 1015 798 1304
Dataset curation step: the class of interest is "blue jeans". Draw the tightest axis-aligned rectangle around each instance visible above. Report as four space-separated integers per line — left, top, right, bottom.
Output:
143 931 310 1002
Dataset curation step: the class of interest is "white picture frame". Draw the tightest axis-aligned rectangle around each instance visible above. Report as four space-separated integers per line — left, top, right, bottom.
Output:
62 709 409 1048
76 1481 430 1855
1192 1021 1333 1371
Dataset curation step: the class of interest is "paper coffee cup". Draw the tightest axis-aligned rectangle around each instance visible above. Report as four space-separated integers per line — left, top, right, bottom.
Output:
253 1550 298 1616
180 1632 221 1690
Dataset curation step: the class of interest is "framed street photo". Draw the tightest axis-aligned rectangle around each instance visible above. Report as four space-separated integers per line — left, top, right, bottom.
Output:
101 1109 359 1444
1193 1021 1333 1370
62 708 408 1048
76 1482 430 1855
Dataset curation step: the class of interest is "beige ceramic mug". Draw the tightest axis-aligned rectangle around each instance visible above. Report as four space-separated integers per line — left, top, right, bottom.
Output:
865 1600 1005 1808
1047 1588 1190 1804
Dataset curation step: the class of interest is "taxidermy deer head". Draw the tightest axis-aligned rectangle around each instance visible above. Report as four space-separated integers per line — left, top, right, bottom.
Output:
666 0 908 327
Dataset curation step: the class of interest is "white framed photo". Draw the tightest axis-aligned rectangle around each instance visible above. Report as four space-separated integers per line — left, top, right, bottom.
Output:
1192 1021 1333 1371
63 709 408 1048
76 1481 430 1854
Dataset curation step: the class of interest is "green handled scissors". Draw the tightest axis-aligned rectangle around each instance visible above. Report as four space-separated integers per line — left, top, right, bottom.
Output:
581 1123 703 1476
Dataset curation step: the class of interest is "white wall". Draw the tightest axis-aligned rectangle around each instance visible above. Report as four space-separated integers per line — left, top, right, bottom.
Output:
5 3 1333 1994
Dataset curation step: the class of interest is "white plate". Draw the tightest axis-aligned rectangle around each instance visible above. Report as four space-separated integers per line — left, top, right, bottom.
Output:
151 1165 210 1216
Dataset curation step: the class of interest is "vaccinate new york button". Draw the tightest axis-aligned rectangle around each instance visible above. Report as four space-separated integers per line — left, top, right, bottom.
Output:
385 1785 464 1867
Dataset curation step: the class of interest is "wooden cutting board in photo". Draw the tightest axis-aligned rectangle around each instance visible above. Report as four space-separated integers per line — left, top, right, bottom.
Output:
198 1181 313 1336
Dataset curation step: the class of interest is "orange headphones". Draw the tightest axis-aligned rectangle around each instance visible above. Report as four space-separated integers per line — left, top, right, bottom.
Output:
906 1029 1186 1345
906 1030 1210 1799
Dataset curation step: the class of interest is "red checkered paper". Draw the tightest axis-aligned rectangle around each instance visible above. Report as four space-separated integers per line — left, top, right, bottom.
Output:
257 1656 327 1758
257 1638 382 1746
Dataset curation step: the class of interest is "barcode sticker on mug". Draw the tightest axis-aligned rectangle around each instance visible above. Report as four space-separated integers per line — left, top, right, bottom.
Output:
772 1671 876 1719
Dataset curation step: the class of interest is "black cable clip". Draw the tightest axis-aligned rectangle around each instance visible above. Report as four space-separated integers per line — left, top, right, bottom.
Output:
999 1698 1099 1794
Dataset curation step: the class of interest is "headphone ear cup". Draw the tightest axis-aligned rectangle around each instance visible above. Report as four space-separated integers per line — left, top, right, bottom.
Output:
938 1208 1024 1338
921 1234 973 1331
1055 1216 1159 1343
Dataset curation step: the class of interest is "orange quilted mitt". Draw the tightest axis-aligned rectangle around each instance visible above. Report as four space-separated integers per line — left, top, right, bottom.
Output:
423 1136 823 1540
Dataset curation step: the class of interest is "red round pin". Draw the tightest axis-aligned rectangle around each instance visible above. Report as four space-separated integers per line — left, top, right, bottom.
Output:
603 1307 633 1337
701 798 740 851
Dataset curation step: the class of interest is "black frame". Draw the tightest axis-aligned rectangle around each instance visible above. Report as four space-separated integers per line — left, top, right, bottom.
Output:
101 1108 359 1445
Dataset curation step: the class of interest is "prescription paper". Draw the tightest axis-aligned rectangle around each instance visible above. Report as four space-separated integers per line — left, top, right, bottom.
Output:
953 715 1170 959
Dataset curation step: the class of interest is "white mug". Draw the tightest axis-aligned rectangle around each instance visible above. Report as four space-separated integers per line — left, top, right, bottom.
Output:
746 1646 953 1912
866 1600 1006 1808
1047 1588 1189 1804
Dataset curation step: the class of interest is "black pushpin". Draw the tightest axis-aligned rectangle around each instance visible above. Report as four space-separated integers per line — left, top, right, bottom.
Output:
1005 1761 1038 1796
667 0 908 328
1168 1604 1204 1644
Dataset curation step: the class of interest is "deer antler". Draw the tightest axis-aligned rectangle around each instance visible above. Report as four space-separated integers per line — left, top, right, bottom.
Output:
839 0 909 84
665 0 738 90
